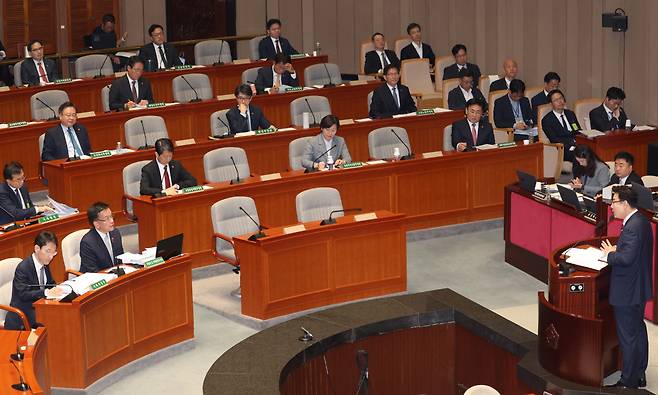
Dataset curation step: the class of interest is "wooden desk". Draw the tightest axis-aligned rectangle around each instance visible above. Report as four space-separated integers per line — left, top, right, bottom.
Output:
0 327 50 394
43 111 462 211
0 55 327 123
33 255 194 389
9 81 381 192
576 128 658 175
131 143 542 268
235 210 406 319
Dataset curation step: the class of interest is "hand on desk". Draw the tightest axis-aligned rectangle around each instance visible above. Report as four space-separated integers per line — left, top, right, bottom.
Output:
600 239 617 256
45 286 67 299
334 159 345 167
514 121 528 130
126 100 148 109
37 205 53 214
163 186 178 196
315 161 326 170
456 142 468 152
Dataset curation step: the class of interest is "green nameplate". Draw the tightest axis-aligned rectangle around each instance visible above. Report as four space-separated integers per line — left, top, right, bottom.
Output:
144 257 165 267
343 162 364 169
290 54 306 59
255 127 276 135
38 214 59 224
90 279 108 290
174 65 192 70
90 150 112 159
8 121 28 128
147 102 166 108
416 109 434 116
497 142 516 148
54 78 73 84
181 185 203 193
285 86 303 92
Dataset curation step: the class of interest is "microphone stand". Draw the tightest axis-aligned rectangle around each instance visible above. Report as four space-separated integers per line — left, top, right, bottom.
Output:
230 156 242 184
320 208 362 225
138 120 150 150
215 116 233 138
10 360 30 391
238 206 266 240
94 55 110 79
305 144 336 173
213 41 225 66
180 75 202 103
390 129 413 160
322 63 335 88
304 98 319 127
35 97 58 120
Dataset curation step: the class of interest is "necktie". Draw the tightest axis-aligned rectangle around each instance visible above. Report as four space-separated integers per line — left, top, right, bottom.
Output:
275 40 282 54
561 114 570 133
37 62 49 83
104 233 114 264
274 73 281 88
39 266 45 291
163 166 171 188
67 127 83 157
392 87 399 109
246 109 252 131
131 80 138 102
14 188 25 209
381 52 389 68
158 45 167 68
607 111 612 121
471 123 478 145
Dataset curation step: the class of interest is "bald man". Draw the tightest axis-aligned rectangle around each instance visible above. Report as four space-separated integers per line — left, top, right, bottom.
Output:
489 59 518 92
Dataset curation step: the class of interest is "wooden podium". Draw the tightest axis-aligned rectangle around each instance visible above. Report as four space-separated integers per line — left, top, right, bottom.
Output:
234 211 407 319
0 327 50 394
538 238 619 387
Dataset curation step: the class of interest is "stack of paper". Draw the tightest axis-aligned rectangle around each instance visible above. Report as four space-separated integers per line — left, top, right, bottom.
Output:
51 272 117 299
116 247 156 265
579 129 605 138
47 197 78 216
564 247 608 271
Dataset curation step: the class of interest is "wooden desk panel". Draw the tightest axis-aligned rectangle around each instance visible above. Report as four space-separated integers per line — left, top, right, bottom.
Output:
576 128 658 175
0 56 327 123
0 328 50 394
33 255 193 389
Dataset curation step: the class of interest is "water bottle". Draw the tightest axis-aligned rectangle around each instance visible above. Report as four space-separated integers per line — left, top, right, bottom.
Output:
393 147 400 161
314 42 321 57
116 141 122 153
327 153 334 170
625 119 632 130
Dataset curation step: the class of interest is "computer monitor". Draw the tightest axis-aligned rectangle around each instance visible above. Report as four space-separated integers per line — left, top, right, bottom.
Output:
156 233 184 260
516 170 536 193
557 184 583 211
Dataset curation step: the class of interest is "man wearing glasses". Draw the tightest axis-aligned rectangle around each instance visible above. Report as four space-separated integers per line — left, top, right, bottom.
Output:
0 161 52 225
41 102 92 161
226 84 271 134
21 39 58 86
139 24 182 71
80 201 125 274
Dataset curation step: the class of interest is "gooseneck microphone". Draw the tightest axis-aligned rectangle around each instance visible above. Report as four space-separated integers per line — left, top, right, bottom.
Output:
95 55 111 79
390 129 412 160
216 116 232 138
304 98 318 127
180 75 201 103
213 41 225 66
10 359 30 391
10 329 24 361
356 349 369 395
320 208 362 225
35 97 57 120
230 156 242 184
138 120 150 150
321 63 335 87
238 206 266 240
306 144 336 173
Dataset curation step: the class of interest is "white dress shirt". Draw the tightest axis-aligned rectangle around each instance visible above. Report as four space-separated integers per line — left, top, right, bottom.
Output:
60 124 83 157
460 86 474 102
553 110 573 132
271 66 296 87
31 253 46 286
412 41 423 58
470 121 479 142
239 105 253 131
126 75 139 99
153 43 167 69
619 175 629 185
505 77 512 88
376 50 391 70
603 103 614 120
387 83 400 106
157 161 173 190
96 228 114 261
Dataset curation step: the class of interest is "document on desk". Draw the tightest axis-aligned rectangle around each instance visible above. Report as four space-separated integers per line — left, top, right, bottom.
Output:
579 129 605 138
564 247 608 271
50 272 117 299
117 247 156 265
47 197 78 216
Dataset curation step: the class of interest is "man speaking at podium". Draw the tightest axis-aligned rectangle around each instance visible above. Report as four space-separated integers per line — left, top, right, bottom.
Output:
600 185 653 389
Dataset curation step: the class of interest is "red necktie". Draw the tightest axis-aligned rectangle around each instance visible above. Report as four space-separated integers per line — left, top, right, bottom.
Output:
163 166 171 188
471 123 478 145
37 62 49 83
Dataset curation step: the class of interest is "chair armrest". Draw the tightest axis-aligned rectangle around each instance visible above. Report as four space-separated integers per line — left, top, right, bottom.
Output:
0 304 30 330
66 269 82 277
122 195 138 222
211 233 237 266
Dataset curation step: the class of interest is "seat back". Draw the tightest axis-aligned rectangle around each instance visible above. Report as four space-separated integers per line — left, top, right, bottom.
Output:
38 133 45 157
536 104 552 143
525 86 543 103
101 85 111 112
0 258 21 324
464 385 501 395
122 160 150 216
488 90 508 128
479 74 498 100
124 115 169 148
61 229 89 275
13 60 24 86
30 90 69 121
400 59 433 95
574 98 601 129
443 125 454 152
211 196 260 257
442 78 460 105
241 67 260 84
642 175 658 188
304 63 341 86
210 109 231 137
75 54 114 78
172 73 213 103
367 91 374 113
295 187 344 223
249 35 266 60
394 38 411 59
194 39 232 65
368 126 411 159
290 95 332 126
543 144 564 180
203 147 250 183
360 40 376 74
433 56 454 93
289 136 313 170
605 161 616 177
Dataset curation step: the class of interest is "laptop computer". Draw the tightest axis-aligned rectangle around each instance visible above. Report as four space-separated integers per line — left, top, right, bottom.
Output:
516 170 536 193
557 184 583 211
156 233 184 260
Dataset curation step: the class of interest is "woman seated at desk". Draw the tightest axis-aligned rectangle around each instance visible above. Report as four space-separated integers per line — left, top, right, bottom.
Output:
301 115 351 171
570 145 610 196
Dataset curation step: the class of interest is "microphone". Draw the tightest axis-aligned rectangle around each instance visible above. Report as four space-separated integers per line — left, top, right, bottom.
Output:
390 129 412 160
320 208 362 225
305 144 336 173
35 97 57 120
180 75 201 103
356 349 369 395
238 206 266 240
213 41 225 66
298 326 314 342
215 116 232 138
10 329 24 361
94 55 110 79
10 360 30 391
109 254 125 277
229 156 242 184
138 120 150 150
304 98 318 127
321 63 335 87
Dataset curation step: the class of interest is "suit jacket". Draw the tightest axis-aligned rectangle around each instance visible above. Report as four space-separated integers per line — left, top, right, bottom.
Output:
41 124 92 161
447 86 488 113
364 50 400 75
531 90 550 112
258 36 298 60
607 211 653 306
574 160 611 196
0 182 37 224
254 66 299 94
451 118 495 150
442 63 481 88
589 104 628 132
608 171 644 187
20 58 58 86
79 228 125 273
493 95 534 128
541 109 581 149
368 83 417 119
399 42 436 67
139 159 197 196
226 105 270 134
4 255 54 330
489 78 509 92
301 133 351 170
108 75 154 111
139 42 182 70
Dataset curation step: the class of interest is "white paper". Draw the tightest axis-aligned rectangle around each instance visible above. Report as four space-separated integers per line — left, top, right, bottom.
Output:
633 125 654 131
47 197 78 216
366 160 387 165
277 127 296 132
579 129 605 138
392 112 417 118
53 272 117 298
564 247 608 271
433 107 451 113
476 144 498 150
355 118 373 122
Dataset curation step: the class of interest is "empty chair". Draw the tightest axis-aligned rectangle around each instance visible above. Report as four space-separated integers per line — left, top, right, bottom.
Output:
210 109 231 137
211 196 261 266
394 38 412 59
101 85 111 112
122 160 150 219
30 90 69 120
433 55 454 93
464 385 501 395
75 54 114 78
525 86 543 103
642 175 658 188
172 73 213 103
241 67 260 84
368 126 411 159
443 125 454 152
124 115 168 148
295 187 343 223
0 257 22 327
479 75 497 100
13 60 25 87
574 98 601 129
304 63 342 86
61 229 88 278
400 59 441 108
288 136 313 170
290 95 331 127
194 39 232 65
249 35 266 60
203 147 250 183
367 91 374 113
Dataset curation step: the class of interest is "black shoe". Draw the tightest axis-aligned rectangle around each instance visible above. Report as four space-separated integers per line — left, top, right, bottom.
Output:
604 380 637 389
639 378 647 388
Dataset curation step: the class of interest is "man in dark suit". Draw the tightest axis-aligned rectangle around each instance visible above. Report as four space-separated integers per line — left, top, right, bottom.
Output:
79 202 125 273
364 32 400 75
608 151 644 186
21 39 59 86
4 231 62 330
140 138 197 196
601 185 653 389
493 79 534 141
88 13 125 71
399 23 435 69
139 24 182 71
531 72 560 116
489 59 518 92
0 38 11 86
226 84 271 134
451 98 494 151
0 162 51 225
41 102 92 161
258 18 298 60
447 68 487 113
368 64 417 119
109 56 154 111
589 87 628 132
443 44 482 88
540 89 581 161
254 52 299 94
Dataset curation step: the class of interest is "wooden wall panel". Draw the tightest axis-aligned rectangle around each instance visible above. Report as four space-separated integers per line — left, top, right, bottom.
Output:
3 0 27 58
27 0 57 54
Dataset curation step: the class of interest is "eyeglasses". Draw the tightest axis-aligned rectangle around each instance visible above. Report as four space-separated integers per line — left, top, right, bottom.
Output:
31 46 43 52
611 200 623 204
237 96 251 100
96 215 114 222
